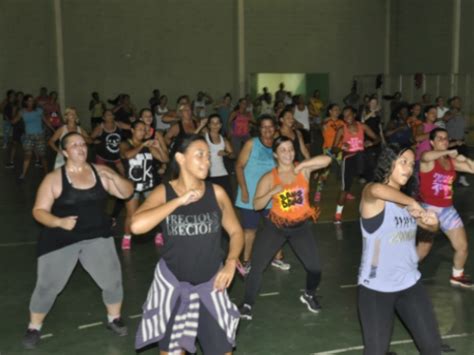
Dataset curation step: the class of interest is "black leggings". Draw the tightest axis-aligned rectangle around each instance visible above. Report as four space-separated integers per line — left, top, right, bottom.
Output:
358 281 441 355
243 220 321 306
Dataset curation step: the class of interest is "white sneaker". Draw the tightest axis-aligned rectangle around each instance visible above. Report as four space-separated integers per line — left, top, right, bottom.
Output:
271 259 291 271
459 176 470 187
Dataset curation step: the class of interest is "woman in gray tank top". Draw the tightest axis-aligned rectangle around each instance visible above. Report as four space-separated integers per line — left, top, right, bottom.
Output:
358 144 442 355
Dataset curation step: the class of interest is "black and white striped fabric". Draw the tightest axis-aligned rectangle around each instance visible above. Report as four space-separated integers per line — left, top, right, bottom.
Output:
135 259 240 354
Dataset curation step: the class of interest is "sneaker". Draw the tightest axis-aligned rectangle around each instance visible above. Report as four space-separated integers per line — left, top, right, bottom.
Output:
154 232 164 247
121 237 131 250
271 259 291 271
239 304 253 320
450 273 474 288
106 317 128 336
5 162 14 169
458 176 470 187
22 329 41 349
346 193 356 200
333 212 342 224
299 292 321 313
313 191 321 203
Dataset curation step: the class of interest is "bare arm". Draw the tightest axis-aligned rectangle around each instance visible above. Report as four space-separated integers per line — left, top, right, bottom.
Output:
213 184 244 290
235 139 253 203
95 164 134 199
253 172 279 211
294 155 332 180
90 125 103 140
362 123 380 145
120 140 147 160
414 124 429 143
48 127 64 154
223 138 235 159
453 154 474 174
297 130 311 160
164 124 179 146
332 127 344 151
421 149 457 163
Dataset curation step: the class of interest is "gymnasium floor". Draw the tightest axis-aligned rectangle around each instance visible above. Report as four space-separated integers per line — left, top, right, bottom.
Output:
1 153 474 354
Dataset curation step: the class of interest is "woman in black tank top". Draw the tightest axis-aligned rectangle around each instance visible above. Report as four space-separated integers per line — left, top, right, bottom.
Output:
131 135 243 354
22 132 134 349
119 120 168 250
278 108 310 162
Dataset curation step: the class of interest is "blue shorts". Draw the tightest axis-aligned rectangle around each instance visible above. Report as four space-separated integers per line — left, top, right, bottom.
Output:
239 208 269 230
421 203 464 233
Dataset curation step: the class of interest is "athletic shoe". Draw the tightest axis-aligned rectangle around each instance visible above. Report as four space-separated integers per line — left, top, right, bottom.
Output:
458 176 470 187
346 193 356 200
121 238 131 250
299 292 321 313
313 191 321 203
22 329 41 349
154 232 164 246
271 259 291 271
450 273 474 288
5 162 14 169
239 304 253 320
333 213 342 224
106 318 128 336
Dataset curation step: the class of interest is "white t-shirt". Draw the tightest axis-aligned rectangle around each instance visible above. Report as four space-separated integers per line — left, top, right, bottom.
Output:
205 133 228 177
436 106 449 120
154 106 169 131
294 106 310 130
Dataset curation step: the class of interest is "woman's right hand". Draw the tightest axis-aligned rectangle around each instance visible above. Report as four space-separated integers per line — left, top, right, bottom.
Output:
241 190 249 204
58 216 78 230
179 189 202 206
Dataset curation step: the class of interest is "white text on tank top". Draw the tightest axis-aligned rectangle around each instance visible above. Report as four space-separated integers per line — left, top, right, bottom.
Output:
104 126 121 154
294 106 310 130
205 133 228 177
166 211 220 237
128 151 154 191
358 201 420 292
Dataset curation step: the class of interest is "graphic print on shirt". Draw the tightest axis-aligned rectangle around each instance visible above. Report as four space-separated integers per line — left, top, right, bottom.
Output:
367 214 416 280
128 152 154 191
106 132 121 154
166 211 220 237
278 188 304 211
431 172 454 199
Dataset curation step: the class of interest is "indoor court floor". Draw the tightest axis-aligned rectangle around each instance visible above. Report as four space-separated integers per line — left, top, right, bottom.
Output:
1 153 474 355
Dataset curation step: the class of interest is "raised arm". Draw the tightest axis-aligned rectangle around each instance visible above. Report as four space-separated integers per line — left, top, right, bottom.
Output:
453 154 474 174
294 154 332 180
95 164 134 199
421 149 457 163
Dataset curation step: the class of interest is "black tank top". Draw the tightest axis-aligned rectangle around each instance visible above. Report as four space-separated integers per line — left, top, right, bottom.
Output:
291 131 305 162
122 140 158 192
170 120 197 155
96 125 122 161
160 181 223 284
38 164 112 257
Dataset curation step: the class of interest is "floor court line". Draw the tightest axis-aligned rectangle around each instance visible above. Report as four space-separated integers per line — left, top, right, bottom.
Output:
259 292 280 297
128 314 142 319
310 332 471 354
40 333 53 339
78 322 103 330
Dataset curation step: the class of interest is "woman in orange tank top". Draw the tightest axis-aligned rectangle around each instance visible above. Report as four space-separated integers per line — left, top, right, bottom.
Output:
239 136 331 320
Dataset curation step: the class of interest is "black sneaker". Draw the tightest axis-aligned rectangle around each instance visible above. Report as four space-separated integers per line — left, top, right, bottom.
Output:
299 292 321 313
106 318 128 336
22 328 41 349
239 304 253 320
5 162 14 169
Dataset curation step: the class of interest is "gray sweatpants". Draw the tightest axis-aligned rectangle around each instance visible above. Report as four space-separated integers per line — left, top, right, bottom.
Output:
30 237 123 314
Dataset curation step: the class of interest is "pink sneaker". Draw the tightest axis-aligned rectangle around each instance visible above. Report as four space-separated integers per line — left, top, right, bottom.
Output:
154 233 164 247
346 193 356 200
121 237 131 250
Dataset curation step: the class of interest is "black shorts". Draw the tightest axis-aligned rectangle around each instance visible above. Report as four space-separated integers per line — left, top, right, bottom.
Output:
341 152 363 192
159 297 232 354
12 123 24 142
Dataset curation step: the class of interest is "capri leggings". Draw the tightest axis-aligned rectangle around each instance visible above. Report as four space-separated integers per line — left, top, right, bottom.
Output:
358 281 441 355
244 220 321 306
30 237 123 314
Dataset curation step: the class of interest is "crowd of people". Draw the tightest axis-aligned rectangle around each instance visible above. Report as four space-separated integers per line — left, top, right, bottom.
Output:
1 82 473 354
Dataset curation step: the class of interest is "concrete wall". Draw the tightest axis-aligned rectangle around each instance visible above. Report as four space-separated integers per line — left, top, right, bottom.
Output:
0 0 57 97
245 0 386 105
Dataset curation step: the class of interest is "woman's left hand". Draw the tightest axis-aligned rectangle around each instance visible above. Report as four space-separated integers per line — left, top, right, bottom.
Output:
214 260 236 291
420 210 438 226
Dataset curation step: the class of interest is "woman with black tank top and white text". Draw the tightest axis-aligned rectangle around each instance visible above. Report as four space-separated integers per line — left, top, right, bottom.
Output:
131 135 243 355
21 132 134 349
120 120 168 250
358 144 441 354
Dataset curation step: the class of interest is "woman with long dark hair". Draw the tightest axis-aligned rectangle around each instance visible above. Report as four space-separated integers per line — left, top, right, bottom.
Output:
357 144 441 354
131 135 243 355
